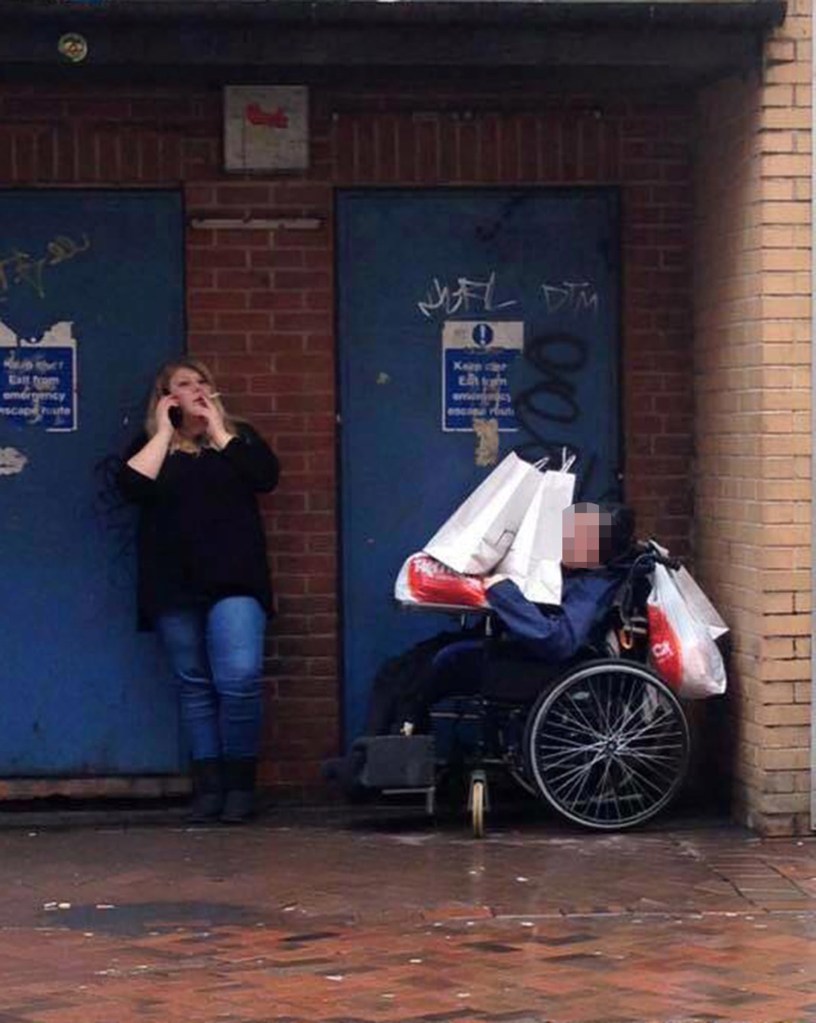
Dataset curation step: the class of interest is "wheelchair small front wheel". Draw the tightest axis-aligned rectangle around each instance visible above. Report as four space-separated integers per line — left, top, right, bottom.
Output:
524 661 690 831
469 774 487 838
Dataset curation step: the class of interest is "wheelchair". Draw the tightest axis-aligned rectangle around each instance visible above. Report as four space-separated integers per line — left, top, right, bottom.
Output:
369 544 692 836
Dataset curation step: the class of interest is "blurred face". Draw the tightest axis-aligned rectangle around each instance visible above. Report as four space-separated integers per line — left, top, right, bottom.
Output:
562 507 602 569
167 366 212 420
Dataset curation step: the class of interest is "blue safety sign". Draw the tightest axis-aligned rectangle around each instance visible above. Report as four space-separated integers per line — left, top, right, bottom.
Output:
471 323 494 347
441 320 523 433
0 321 78 431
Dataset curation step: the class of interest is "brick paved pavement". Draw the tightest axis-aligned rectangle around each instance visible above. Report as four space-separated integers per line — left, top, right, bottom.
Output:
2 809 816 1022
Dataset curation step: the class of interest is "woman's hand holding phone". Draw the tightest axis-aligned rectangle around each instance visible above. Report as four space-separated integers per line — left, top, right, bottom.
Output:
156 393 181 435
126 393 179 478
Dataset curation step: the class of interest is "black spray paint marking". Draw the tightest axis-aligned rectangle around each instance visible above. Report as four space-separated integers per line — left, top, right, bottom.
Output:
473 195 531 243
511 331 606 502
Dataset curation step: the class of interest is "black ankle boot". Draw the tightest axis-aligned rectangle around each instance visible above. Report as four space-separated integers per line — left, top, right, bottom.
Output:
188 758 223 823
221 757 257 824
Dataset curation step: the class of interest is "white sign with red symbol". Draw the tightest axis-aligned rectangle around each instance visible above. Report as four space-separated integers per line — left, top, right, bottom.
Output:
224 86 309 171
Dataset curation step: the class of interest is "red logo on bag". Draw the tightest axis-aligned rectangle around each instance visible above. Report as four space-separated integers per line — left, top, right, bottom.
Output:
647 605 682 690
407 554 487 609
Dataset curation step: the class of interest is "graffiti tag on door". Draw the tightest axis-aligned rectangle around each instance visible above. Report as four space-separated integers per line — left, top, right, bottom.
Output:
0 234 91 302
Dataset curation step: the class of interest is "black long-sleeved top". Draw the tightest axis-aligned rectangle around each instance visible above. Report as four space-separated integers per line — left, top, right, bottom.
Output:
118 423 280 629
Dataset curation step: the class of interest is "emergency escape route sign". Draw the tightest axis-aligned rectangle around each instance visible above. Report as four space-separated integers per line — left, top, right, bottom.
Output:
0 321 78 431
442 320 523 432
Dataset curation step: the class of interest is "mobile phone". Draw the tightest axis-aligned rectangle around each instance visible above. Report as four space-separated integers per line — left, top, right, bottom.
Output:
162 389 183 428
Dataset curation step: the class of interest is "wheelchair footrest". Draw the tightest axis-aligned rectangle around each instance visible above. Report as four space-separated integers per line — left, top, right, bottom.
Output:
356 735 436 790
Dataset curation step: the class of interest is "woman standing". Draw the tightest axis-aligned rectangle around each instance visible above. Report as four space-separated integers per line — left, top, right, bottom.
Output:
118 359 279 823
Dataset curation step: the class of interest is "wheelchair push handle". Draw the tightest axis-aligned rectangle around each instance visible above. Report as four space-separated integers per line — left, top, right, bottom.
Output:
615 540 681 635
649 551 682 572
639 539 682 573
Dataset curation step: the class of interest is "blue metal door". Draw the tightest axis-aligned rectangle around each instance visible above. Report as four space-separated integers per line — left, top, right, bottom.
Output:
0 190 185 775
337 189 620 743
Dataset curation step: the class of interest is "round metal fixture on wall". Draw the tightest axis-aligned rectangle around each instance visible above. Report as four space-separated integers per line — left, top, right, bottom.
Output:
58 33 88 64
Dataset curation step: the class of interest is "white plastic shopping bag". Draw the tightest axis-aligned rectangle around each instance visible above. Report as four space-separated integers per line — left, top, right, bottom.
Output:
493 468 576 605
647 563 727 699
423 452 541 575
672 566 729 641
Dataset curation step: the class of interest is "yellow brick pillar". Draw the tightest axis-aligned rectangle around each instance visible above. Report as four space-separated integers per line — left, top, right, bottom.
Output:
694 0 813 835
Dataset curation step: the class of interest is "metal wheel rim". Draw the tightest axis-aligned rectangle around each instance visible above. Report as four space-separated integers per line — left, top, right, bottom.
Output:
525 661 690 830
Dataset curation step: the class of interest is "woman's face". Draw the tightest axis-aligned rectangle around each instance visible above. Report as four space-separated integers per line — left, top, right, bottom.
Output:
166 366 212 420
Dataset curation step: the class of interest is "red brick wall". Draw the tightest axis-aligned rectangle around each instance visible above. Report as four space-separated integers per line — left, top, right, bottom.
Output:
0 83 695 795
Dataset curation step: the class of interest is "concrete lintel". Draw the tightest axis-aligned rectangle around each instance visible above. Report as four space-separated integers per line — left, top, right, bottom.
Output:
0 0 788 31
0 22 766 78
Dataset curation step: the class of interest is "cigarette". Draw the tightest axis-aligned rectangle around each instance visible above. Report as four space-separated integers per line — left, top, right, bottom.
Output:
209 392 221 399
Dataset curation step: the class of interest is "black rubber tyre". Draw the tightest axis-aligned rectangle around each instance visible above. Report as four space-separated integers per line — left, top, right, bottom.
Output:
524 660 690 830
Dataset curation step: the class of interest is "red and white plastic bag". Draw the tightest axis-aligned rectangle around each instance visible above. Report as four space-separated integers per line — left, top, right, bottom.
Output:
647 563 727 699
395 552 488 611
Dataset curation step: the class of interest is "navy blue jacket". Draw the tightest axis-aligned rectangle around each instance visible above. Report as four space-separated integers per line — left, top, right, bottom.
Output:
485 568 626 661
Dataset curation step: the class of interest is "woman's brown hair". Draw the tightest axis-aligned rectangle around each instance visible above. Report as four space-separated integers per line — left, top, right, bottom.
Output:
145 358 236 449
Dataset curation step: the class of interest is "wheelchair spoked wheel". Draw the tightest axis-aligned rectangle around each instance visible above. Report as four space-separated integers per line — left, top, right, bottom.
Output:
524 660 690 831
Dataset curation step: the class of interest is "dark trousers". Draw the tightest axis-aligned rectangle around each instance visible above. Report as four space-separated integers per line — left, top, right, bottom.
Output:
406 638 488 729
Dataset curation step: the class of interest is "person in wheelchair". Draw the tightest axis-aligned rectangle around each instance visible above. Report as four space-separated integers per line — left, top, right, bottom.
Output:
325 501 692 830
400 501 638 734
324 504 635 762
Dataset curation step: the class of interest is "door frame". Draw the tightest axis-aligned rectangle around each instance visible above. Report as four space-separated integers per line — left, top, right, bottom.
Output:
0 185 188 777
334 185 624 747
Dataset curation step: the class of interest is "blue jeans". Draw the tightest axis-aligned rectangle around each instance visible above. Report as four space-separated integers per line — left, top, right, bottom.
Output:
156 597 267 761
